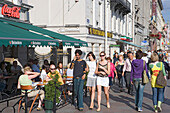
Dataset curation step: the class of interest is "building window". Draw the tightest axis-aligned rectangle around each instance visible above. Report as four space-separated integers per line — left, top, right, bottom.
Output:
96 21 99 27
114 13 116 32
99 2 102 29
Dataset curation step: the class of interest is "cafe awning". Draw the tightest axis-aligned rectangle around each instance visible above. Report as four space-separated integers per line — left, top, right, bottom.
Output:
119 40 144 48
0 19 88 47
0 21 59 47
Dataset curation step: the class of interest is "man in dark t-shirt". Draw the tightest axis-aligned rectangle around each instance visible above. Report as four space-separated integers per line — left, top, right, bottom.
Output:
70 49 86 111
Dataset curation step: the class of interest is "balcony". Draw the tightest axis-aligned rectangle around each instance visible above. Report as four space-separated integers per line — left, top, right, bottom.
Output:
110 0 131 15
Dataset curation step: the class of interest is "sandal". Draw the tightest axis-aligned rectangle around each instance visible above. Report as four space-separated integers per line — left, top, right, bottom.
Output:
22 103 25 110
107 103 110 108
97 108 101 112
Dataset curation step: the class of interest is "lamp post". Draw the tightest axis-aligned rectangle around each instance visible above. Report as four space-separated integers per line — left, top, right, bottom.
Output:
104 0 108 56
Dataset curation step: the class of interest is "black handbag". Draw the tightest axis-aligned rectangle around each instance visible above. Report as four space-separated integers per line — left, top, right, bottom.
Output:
156 63 167 87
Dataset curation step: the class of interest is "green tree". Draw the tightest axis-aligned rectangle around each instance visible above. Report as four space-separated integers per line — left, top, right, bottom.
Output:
45 73 62 103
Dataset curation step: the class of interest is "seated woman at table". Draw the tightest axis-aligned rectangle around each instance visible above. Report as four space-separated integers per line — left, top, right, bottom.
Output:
46 64 64 85
17 66 44 111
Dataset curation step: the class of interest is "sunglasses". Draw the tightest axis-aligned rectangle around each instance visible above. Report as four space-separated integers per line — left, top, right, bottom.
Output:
100 55 105 57
50 68 56 70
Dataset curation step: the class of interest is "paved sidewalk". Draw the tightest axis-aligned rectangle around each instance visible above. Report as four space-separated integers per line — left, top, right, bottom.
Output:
0 80 170 113
55 80 170 113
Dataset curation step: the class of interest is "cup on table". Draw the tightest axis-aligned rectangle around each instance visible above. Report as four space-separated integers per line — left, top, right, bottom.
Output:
43 79 47 84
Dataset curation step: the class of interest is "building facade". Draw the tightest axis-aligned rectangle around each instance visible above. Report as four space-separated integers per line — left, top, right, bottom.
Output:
132 0 150 51
28 0 132 61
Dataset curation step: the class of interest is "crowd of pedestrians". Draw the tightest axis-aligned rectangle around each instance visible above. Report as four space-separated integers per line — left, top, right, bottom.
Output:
0 49 169 112
72 49 169 112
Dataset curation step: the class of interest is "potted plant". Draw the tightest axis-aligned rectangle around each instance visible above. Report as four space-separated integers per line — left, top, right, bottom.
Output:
45 73 61 113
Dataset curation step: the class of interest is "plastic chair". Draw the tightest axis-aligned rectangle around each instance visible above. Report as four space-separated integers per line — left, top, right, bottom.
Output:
64 76 73 103
18 85 39 113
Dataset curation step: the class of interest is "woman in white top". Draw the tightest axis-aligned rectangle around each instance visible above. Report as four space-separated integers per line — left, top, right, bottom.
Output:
40 65 47 82
86 52 97 110
56 62 64 77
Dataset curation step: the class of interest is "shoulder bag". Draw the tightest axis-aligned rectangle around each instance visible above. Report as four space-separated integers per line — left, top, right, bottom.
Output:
156 62 167 87
142 61 149 84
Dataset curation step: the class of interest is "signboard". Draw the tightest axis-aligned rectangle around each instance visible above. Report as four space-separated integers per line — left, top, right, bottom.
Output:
1 4 21 19
149 34 159 38
149 32 161 40
141 40 149 46
120 36 132 42
88 27 113 38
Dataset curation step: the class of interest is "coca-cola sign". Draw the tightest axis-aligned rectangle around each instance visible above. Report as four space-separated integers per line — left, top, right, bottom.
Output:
1 4 21 19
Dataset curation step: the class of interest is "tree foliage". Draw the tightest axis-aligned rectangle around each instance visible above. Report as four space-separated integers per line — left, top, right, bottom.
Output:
45 73 61 103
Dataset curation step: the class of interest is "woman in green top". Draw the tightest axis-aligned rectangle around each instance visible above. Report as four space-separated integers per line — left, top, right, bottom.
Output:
17 66 44 111
149 53 167 113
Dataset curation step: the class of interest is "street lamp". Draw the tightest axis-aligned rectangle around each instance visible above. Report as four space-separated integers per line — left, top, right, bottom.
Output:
104 0 108 56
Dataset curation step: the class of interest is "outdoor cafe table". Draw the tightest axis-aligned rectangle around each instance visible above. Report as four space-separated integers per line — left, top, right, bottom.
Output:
0 76 14 79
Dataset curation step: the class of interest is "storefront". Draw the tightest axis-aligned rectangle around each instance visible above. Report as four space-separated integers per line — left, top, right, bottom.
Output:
82 27 117 60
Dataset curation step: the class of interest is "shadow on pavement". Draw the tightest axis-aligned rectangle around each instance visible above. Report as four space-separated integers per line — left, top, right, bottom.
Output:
83 92 110 109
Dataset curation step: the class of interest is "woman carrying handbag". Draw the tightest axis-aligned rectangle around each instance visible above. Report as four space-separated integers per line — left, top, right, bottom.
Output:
149 52 167 113
130 50 149 112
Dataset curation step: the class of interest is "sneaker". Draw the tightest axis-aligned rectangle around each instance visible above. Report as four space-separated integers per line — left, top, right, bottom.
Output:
155 109 158 113
157 107 162 112
79 108 83 111
154 106 158 113
37 106 43 111
138 108 143 112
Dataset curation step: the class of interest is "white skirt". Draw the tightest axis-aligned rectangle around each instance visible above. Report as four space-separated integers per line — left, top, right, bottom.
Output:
97 76 109 87
86 77 97 87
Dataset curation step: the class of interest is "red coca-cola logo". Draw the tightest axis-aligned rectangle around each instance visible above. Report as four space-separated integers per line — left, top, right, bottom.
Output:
1 4 21 19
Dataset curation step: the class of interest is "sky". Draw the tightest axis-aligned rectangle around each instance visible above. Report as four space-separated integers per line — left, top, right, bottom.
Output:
162 0 170 23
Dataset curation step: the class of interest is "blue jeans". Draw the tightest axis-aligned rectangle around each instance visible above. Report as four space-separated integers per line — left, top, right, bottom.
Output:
133 80 145 109
73 78 85 108
152 87 164 105
163 87 165 102
118 73 125 88
109 77 113 86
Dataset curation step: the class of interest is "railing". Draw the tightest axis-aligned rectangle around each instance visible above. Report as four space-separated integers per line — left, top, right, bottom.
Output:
0 95 24 113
